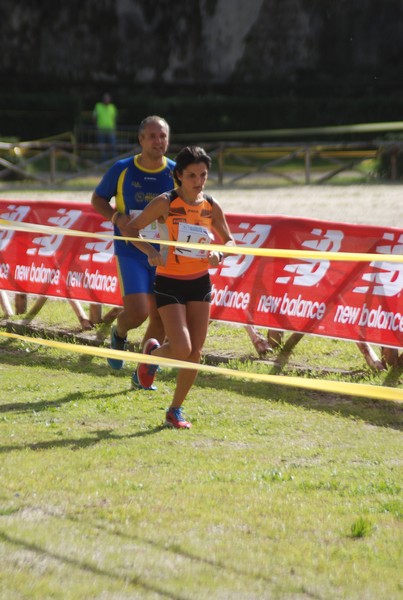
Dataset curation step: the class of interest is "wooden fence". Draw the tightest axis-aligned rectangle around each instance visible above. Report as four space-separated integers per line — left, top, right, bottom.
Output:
0 131 397 185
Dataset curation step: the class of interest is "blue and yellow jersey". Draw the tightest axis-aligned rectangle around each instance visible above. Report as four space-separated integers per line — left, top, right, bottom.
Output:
95 154 175 258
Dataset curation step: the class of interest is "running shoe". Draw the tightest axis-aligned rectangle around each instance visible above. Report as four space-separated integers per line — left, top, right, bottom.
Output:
136 338 160 389
107 325 127 370
165 407 192 429
131 370 157 391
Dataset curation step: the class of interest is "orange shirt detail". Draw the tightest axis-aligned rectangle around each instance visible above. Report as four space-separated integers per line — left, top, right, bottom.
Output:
157 191 213 279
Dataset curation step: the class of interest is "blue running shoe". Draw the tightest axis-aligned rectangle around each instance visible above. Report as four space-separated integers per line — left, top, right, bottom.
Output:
107 325 127 370
131 370 157 391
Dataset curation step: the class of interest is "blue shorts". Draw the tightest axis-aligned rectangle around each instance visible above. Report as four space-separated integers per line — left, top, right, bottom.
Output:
115 254 156 296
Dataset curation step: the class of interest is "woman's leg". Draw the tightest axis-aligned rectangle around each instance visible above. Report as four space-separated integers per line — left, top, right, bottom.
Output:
171 301 210 407
153 301 211 407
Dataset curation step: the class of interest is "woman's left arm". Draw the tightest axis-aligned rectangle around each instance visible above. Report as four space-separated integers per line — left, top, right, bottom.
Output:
208 200 236 266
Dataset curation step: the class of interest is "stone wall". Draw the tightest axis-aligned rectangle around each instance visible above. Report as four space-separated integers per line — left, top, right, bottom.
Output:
1 0 403 95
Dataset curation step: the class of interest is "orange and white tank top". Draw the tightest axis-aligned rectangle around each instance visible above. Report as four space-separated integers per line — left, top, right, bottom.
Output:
157 190 214 279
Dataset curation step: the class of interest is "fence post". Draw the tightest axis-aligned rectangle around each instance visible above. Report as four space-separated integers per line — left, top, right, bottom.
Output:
304 146 311 184
71 128 78 171
218 144 224 185
390 145 398 181
0 291 14 317
89 304 103 324
15 293 27 314
50 146 56 182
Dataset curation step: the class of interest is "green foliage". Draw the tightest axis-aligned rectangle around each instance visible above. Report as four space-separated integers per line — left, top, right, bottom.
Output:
120 93 403 137
0 93 81 140
374 142 403 180
350 517 374 538
381 500 403 520
3 90 403 141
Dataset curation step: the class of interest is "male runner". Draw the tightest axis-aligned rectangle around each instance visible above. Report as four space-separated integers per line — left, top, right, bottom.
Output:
91 116 175 385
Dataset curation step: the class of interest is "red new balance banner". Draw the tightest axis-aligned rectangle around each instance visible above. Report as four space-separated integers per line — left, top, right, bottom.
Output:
0 199 402 348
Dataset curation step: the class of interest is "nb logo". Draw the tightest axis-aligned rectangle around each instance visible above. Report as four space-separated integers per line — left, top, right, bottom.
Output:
210 223 272 278
79 221 114 263
276 229 343 287
27 209 82 257
0 204 31 251
353 232 403 297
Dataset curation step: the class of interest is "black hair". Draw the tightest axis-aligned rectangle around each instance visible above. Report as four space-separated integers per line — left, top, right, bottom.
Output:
173 146 212 185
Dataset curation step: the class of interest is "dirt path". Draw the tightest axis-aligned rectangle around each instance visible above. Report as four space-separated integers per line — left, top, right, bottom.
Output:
0 183 401 227
207 184 402 227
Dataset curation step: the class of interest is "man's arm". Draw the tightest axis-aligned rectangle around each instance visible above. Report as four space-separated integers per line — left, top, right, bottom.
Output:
91 191 163 263
91 191 115 221
91 191 138 238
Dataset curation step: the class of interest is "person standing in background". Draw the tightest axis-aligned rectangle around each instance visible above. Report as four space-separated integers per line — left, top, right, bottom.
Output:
91 116 175 389
93 93 118 161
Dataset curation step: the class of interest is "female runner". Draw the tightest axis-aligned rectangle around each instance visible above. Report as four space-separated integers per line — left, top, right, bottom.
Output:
130 146 235 428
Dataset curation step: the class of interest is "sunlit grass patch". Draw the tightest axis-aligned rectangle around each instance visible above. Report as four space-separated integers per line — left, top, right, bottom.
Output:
0 307 402 598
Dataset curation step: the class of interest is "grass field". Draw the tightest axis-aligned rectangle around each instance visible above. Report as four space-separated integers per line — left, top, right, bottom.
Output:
1 300 402 599
1 182 402 598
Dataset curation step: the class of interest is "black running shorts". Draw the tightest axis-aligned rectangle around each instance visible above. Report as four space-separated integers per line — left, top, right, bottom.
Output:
154 273 212 308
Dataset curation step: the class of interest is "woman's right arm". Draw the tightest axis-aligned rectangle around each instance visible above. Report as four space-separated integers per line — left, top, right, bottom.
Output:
126 195 169 265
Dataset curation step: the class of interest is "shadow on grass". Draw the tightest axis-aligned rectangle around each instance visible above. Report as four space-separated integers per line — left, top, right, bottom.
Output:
0 426 165 454
0 390 89 415
66 513 275 587
0 387 130 415
0 530 183 600
1 342 402 431
194 369 403 432
0 515 274 597
0 340 116 378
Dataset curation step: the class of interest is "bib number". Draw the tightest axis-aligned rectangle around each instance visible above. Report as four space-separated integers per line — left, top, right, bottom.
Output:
174 223 213 258
129 210 160 240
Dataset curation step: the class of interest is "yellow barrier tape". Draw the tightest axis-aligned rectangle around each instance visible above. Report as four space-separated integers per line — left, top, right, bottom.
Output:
1 331 401 403
1 219 402 263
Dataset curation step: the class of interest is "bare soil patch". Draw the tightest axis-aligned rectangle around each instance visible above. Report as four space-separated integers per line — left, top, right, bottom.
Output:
1 183 401 227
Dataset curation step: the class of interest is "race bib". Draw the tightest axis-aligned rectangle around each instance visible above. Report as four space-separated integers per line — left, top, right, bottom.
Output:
129 210 160 240
174 222 213 258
